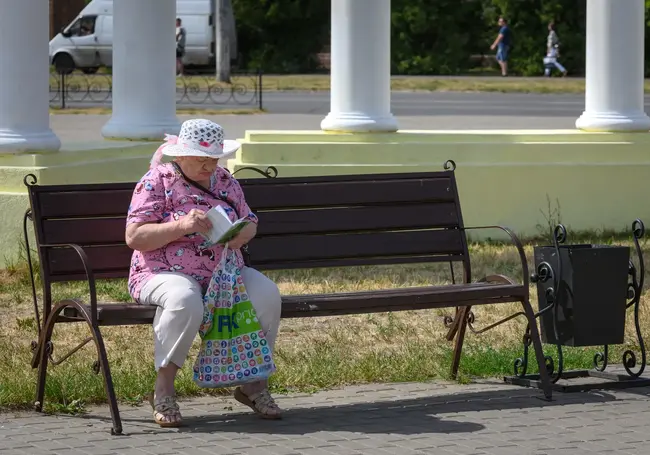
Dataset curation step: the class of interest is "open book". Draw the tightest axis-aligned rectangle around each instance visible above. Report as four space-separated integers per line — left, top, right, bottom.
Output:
201 205 251 246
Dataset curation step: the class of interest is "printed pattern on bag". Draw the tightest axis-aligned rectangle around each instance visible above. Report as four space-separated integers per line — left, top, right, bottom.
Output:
193 249 276 388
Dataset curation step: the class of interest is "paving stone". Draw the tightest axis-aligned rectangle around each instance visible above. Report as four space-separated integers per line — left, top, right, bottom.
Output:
5 379 650 454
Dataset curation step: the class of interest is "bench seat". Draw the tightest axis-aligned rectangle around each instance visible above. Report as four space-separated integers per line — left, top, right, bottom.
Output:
61 282 526 324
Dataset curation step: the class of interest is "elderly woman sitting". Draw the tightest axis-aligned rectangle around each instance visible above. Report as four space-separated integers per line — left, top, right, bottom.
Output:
125 119 282 427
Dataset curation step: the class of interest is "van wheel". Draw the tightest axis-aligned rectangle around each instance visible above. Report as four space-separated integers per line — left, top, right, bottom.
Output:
53 53 75 75
81 67 99 75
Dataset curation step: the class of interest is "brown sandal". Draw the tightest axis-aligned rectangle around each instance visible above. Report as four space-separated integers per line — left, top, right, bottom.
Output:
234 387 283 420
147 393 182 427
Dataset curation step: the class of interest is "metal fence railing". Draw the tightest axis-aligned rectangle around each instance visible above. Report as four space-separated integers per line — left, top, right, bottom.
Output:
49 70 263 110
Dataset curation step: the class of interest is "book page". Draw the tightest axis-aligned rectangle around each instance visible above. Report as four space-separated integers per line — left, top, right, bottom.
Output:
217 219 251 244
202 206 250 245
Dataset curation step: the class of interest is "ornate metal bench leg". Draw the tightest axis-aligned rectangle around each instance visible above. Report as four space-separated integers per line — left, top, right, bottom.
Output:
522 298 553 400
92 328 123 435
33 301 124 435
444 307 461 341
449 306 471 380
72 300 123 435
34 326 52 412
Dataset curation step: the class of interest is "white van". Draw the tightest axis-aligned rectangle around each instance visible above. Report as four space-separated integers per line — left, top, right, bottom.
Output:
49 0 237 74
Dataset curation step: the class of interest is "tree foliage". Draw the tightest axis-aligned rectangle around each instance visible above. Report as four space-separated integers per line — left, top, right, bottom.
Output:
390 0 484 75
233 0 605 75
232 0 330 73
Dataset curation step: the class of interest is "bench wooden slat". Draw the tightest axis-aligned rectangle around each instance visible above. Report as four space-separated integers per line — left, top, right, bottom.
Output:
282 284 526 317
248 229 464 267
45 237 465 281
59 282 525 324
256 202 460 235
37 188 133 218
244 176 455 209
47 245 132 280
63 304 155 325
32 173 455 218
39 202 460 246
41 217 127 245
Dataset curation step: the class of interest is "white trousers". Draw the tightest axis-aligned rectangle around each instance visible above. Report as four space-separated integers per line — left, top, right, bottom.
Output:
139 268 282 371
543 56 566 76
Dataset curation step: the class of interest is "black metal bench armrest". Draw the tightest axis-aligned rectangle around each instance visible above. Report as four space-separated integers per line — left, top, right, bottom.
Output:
39 243 99 326
460 225 530 289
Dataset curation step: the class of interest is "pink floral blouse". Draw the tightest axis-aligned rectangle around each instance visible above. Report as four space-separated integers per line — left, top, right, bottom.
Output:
126 163 258 302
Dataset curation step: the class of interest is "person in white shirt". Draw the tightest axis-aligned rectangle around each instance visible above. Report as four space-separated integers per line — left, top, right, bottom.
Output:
543 22 567 77
176 18 187 76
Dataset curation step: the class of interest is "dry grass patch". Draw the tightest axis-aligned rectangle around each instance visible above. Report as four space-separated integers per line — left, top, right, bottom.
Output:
263 75 593 94
1 238 648 412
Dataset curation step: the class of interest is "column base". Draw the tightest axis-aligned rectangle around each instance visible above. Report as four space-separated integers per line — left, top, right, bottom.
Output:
101 117 181 141
321 112 398 133
575 111 650 132
0 129 61 154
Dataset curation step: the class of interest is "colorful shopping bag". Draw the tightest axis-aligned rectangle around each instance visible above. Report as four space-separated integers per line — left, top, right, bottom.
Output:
193 248 276 388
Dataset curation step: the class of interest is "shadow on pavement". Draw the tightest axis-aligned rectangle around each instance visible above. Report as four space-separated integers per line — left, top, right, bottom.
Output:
92 385 623 436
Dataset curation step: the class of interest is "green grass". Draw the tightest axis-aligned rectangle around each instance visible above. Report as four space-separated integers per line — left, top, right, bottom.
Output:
1 234 647 412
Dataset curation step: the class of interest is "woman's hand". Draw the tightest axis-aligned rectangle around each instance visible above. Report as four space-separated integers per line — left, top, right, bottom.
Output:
178 209 213 235
227 222 257 250
126 213 205 253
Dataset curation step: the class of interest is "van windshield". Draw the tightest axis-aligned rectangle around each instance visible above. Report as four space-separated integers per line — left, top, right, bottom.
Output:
66 15 97 37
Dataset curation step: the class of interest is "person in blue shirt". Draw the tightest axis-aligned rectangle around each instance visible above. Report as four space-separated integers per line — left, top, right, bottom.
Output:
490 17 511 77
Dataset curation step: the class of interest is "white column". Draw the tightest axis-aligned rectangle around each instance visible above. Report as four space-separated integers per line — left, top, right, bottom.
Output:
0 0 60 153
102 0 180 140
576 0 650 132
321 0 398 133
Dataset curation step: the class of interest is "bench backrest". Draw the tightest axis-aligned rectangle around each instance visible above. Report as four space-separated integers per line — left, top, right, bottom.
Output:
25 168 471 286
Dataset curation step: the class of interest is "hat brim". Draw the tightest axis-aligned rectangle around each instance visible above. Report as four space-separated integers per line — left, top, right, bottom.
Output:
162 139 241 160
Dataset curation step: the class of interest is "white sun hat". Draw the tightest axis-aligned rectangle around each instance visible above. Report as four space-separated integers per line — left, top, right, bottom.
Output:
149 119 241 169
162 118 240 159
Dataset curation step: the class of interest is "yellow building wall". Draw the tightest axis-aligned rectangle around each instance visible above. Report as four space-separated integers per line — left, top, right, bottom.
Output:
2 129 649 267
227 129 650 239
0 142 156 267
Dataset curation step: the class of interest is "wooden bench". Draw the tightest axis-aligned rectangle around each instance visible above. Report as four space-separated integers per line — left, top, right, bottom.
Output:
22 162 552 435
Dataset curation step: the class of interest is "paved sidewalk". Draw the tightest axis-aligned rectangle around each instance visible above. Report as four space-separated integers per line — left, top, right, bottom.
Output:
1 380 650 455
49 113 576 146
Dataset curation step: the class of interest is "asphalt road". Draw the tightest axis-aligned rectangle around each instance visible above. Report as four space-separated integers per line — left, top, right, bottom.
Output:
260 91 588 117
52 90 650 118
50 91 650 141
